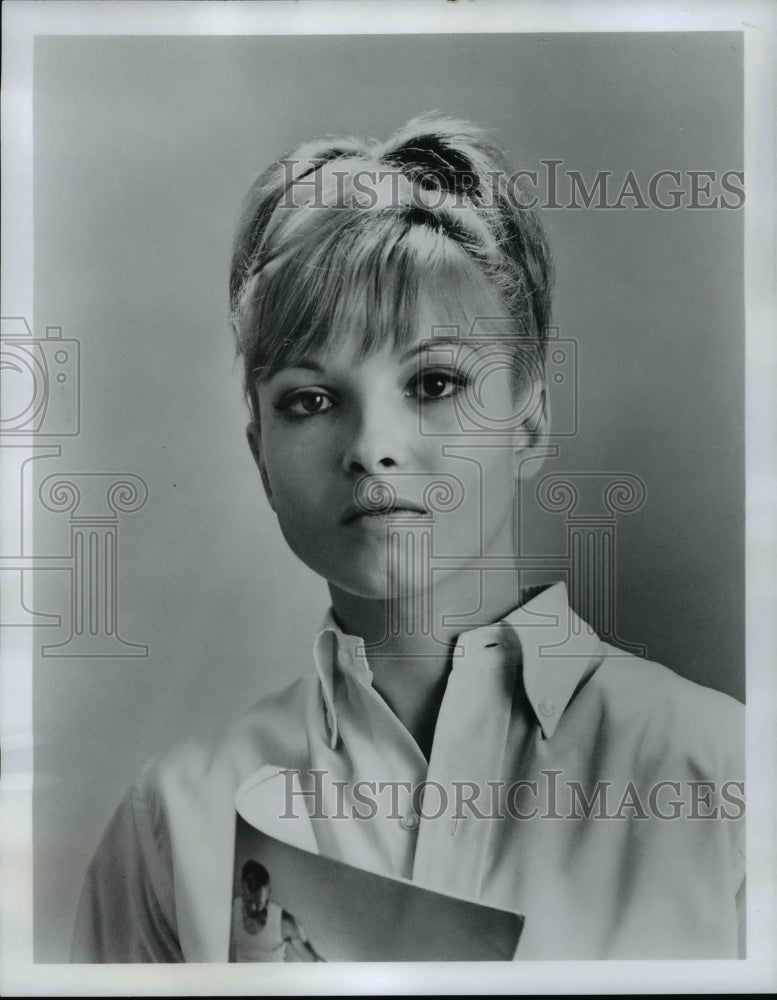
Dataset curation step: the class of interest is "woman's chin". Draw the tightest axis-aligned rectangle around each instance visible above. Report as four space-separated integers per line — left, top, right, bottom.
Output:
328 566 435 603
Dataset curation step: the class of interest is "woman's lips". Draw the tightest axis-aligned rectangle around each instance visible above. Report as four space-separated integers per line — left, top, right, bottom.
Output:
341 501 430 525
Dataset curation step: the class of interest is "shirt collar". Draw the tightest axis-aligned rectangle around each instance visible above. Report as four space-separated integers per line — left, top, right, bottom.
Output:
502 581 601 738
312 615 369 750
312 581 601 748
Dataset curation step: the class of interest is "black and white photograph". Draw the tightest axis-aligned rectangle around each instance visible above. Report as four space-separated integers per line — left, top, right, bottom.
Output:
1 0 775 995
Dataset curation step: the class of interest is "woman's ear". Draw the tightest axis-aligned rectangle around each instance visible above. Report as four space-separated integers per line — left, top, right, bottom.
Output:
514 381 551 481
246 420 276 511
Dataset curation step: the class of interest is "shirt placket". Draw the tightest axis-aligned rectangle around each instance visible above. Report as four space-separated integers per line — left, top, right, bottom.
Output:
322 641 429 880
411 626 519 900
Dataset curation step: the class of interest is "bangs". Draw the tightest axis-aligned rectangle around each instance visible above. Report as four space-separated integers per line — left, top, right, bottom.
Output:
246 214 506 382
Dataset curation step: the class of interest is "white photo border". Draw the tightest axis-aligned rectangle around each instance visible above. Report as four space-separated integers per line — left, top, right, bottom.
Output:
1 0 775 994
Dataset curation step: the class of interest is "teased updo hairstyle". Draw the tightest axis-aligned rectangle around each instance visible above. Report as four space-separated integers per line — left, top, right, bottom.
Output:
229 114 554 420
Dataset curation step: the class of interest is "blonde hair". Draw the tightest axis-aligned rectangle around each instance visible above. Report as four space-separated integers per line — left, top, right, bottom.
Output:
229 114 554 418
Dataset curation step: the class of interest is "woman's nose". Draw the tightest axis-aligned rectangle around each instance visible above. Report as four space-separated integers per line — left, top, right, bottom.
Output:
341 404 407 475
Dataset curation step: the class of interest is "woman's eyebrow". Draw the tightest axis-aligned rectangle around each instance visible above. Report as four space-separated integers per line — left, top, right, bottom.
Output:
398 338 480 364
275 360 326 375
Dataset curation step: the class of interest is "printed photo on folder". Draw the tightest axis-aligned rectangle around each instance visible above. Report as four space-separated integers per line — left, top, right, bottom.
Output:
231 768 525 962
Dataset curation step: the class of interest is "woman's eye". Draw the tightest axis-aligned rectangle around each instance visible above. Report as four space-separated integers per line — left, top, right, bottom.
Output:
411 370 467 402
277 391 334 417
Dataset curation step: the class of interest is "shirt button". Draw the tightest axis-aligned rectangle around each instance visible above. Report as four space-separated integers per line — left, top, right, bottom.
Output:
538 700 556 718
400 810 419 832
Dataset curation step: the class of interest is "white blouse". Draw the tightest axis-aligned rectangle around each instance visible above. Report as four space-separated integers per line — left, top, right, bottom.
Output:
71 582 745 962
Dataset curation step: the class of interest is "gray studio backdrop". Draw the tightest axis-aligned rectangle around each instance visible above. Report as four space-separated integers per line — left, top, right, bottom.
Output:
30 33 743 961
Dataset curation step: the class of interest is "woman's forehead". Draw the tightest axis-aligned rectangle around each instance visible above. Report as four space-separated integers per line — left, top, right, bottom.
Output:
415 283 515 341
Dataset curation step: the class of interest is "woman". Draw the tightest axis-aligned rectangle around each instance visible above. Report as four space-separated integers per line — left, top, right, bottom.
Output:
72 114 744 962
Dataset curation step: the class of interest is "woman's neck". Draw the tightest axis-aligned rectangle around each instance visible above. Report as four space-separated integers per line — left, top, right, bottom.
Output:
328 567 522 759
